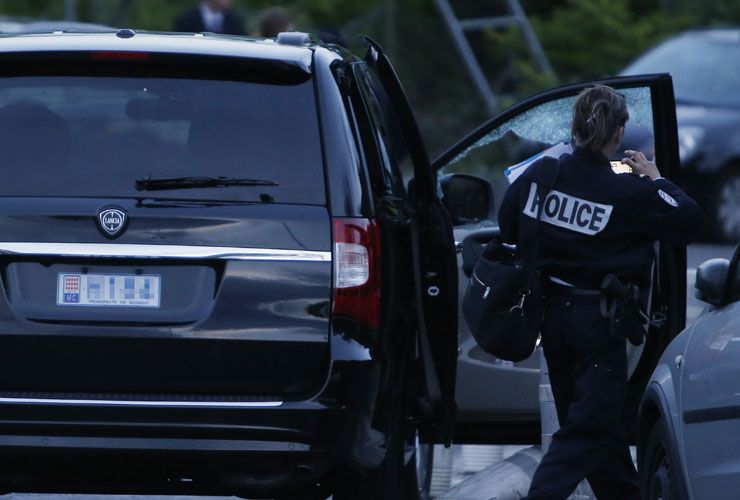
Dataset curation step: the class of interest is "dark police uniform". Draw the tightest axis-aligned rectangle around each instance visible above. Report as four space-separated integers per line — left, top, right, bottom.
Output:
498 146 704 499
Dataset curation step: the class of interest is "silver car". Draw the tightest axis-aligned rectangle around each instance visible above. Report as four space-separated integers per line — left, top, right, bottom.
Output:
638 242 740 499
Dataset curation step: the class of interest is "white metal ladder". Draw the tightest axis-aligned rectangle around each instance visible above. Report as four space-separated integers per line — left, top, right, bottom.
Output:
434 0 554 112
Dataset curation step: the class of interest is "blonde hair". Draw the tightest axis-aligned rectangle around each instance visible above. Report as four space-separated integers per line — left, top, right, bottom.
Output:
571 85 629 153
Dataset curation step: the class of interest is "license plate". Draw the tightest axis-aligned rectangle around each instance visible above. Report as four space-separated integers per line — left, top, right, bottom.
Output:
57 273 161 308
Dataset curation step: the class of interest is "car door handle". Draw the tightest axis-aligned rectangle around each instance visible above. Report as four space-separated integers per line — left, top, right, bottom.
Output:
674 354 683 369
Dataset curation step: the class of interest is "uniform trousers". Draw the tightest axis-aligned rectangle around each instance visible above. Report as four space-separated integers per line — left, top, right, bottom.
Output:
525 292 640 500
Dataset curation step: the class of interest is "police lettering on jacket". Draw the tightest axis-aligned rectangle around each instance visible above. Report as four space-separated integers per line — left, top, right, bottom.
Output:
523 183 613 235
497 148 705 289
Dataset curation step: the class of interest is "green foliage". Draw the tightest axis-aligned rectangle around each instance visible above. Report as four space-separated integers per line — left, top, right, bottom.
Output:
0 0 65 19
0 0 732 155
531 0 696 81
668 0 740 25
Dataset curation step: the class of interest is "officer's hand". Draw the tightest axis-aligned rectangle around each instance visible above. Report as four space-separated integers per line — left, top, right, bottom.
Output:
622 150 661 180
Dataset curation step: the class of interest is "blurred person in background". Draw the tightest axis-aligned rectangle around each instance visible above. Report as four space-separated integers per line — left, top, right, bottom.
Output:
257 7 293 38
174 0 246 36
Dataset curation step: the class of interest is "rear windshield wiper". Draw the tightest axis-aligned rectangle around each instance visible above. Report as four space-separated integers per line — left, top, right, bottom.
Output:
135 176 279 192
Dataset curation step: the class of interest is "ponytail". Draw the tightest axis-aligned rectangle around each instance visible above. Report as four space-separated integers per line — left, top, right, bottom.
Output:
571 85 629 153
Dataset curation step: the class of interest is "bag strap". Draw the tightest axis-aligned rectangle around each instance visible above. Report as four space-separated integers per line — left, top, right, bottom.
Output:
519 157 562 288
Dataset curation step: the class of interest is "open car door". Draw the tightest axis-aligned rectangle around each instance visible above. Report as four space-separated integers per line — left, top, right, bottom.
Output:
364 39 459 445
433 75 687 443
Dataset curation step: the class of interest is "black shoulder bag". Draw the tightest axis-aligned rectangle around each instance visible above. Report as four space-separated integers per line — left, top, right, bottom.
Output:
462 158 561 362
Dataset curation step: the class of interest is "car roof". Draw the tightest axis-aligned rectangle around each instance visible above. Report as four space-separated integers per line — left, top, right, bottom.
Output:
0 30 314 71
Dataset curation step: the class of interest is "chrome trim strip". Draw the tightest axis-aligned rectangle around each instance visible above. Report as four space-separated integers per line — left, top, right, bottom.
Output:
0 397 283 408
0 242 331 262
472 271 487 287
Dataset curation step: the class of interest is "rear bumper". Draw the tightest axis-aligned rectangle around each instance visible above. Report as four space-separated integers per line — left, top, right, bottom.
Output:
0 399 346 496
0 322 385 495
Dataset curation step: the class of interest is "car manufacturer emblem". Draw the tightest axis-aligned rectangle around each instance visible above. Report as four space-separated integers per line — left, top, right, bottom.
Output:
97 207 128 239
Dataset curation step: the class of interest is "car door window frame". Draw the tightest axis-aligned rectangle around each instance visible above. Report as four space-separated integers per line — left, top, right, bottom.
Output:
726 242 740 302
364 38 459 445
351 62 408 197
432 74 682 184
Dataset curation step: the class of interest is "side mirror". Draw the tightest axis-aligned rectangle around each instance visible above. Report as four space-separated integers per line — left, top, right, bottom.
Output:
695 258 730 305
440 174 494 226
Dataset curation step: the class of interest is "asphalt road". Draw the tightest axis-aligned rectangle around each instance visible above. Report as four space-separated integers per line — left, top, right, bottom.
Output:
6 243 737 500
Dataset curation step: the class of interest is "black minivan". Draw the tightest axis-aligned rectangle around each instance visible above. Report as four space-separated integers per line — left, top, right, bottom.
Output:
0 30 462 499
0 29 687 500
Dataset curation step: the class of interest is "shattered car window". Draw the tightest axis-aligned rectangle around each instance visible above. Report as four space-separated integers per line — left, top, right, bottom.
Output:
442 86 655 180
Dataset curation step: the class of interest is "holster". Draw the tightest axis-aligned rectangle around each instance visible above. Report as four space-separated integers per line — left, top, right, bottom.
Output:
600 274 645 346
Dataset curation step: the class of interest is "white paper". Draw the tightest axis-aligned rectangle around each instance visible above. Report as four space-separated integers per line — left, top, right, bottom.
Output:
504 141 573 184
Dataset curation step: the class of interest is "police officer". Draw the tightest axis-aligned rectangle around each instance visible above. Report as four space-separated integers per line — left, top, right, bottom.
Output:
497 85 705 499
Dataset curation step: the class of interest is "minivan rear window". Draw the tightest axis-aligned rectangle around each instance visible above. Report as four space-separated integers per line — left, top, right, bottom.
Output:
0 75 325 204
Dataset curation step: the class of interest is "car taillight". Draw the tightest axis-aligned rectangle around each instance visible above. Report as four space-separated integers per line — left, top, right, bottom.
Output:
332 218 381 330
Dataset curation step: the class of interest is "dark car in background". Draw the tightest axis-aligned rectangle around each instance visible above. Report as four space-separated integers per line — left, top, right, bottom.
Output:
622 28 740 241
0 18 114 33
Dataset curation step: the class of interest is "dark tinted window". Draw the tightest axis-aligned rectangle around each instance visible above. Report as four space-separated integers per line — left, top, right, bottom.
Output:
0 76 324 204
353 65 409 190
623 32 740 107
